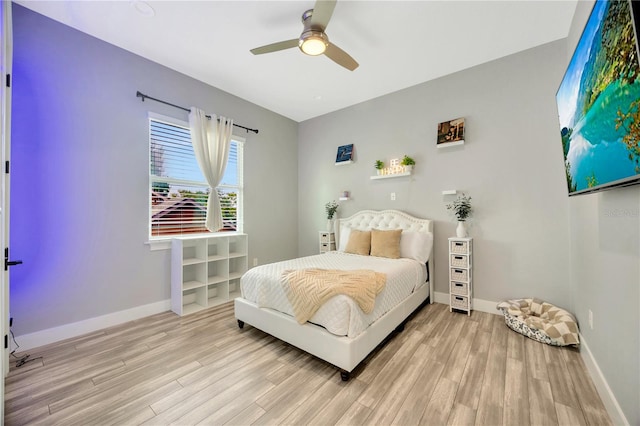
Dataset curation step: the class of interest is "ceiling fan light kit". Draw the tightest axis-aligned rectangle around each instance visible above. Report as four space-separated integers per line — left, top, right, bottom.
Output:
299 31 328 56
250 0 359 71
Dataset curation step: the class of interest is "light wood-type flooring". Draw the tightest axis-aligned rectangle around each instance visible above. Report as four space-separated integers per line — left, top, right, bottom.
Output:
4 301 611 425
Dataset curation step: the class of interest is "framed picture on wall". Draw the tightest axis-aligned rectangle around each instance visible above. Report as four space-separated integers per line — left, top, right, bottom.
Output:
437 118 465 148
335 144 354 164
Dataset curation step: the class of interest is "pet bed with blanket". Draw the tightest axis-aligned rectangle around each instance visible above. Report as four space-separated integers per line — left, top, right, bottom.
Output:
497 298 579 346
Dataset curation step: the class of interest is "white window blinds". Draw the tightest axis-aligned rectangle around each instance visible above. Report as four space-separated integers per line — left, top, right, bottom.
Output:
149 116 243 237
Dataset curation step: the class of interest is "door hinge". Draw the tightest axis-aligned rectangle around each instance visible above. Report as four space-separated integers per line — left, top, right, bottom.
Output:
5 160 8 174
4 334 7 349
4 247 23 271
5 74 9 88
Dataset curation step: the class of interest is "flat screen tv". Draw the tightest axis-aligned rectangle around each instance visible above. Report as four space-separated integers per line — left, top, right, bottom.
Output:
556 0 640 196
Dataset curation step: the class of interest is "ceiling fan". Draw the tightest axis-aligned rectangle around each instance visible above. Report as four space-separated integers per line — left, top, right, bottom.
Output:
250 0 359 71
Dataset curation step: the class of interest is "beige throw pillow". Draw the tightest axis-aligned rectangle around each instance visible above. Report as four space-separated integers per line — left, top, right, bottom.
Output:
370 229 402 259
344 230 371 255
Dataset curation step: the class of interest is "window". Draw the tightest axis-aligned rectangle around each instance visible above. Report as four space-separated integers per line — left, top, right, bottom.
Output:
149 114 243 238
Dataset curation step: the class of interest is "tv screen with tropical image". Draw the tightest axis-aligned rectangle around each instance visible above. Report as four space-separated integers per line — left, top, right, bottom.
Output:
556 0 640 195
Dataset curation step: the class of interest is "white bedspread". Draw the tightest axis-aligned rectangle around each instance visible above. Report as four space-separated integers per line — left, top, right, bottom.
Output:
240 251 427 338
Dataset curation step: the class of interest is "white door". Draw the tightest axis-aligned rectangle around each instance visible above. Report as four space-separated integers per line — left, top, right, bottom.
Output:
1 0 13 418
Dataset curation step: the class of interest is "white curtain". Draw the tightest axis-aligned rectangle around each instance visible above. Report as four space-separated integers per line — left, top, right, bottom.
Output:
189 107 234 232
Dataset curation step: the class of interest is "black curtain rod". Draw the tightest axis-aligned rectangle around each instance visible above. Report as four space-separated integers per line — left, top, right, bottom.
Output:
136 91 259 134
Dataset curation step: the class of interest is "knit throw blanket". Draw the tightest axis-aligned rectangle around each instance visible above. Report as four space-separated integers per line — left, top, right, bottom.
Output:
281 268 387 324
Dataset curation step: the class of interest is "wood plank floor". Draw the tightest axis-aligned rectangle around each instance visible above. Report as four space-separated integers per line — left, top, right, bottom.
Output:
4 302 611 425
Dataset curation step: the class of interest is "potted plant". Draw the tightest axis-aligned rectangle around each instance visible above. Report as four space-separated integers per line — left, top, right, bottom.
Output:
374 160 384 175
325 200 339 231
401 155 415 172
446 193 472 237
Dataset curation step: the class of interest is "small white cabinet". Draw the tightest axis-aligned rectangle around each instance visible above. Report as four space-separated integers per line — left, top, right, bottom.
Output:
448 237 473 315
319 231 336 253
171 234 248 316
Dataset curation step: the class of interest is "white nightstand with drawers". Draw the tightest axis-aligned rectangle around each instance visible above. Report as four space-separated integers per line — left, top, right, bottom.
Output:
319 231 336 253
448 237 473 315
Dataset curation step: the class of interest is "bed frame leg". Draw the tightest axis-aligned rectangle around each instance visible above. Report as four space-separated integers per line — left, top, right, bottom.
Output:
237 319 244 329
340 370 350 381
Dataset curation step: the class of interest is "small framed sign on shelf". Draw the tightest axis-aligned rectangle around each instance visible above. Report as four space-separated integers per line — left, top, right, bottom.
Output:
335 144 354 165
437 118 465 148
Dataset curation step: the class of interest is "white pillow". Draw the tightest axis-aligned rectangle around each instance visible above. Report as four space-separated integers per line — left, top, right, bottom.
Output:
337 226 351 252
400 231 433 263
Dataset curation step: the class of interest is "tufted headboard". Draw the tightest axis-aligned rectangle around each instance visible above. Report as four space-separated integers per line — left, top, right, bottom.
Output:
337 209 433 234
337 210 435 299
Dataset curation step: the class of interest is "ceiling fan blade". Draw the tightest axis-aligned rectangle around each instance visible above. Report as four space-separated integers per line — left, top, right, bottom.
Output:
250 39 299 55
324 42 359 71
309 0 336 30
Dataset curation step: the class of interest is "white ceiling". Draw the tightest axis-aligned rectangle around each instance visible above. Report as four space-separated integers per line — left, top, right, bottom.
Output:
16 0 578 122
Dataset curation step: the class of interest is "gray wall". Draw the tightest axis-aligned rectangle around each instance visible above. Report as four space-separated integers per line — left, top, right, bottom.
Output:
566 2 640 425
10 4 298 335
298 40 572 309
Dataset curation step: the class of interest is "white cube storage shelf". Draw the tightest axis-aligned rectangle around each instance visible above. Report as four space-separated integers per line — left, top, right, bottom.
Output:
171 234 248 316
448 237 473 315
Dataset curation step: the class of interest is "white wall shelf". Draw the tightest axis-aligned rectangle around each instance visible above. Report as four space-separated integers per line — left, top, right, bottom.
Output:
171 233 248 316
437 140 465 149
370 171 412 180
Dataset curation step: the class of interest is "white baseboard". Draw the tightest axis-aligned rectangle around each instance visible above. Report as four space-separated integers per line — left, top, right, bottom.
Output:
578 333 629 426
13 299 171 352
433 291 500 315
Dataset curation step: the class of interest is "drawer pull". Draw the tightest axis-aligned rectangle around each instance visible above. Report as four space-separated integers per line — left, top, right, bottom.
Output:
455 242 463 246
454 269 463 273
455 283 463 287
455 296 464 301
455 256 463 260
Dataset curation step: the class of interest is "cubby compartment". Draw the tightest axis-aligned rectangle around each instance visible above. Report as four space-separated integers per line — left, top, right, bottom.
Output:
207 260 228 285
207 239 228 261
207 282 228 307
171 234 248 316
229 278 241 299
182 287 207 315
182 240 206 265
229 256 247 280
229 235 247 258
182 263 206 290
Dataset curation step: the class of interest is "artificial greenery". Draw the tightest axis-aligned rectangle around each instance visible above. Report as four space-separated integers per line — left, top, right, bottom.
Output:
401 155 415 166
374 160 384 170
325 200 339 219
446 193 472 221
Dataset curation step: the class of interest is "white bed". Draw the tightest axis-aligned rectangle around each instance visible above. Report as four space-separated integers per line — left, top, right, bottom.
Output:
234 210 434 380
